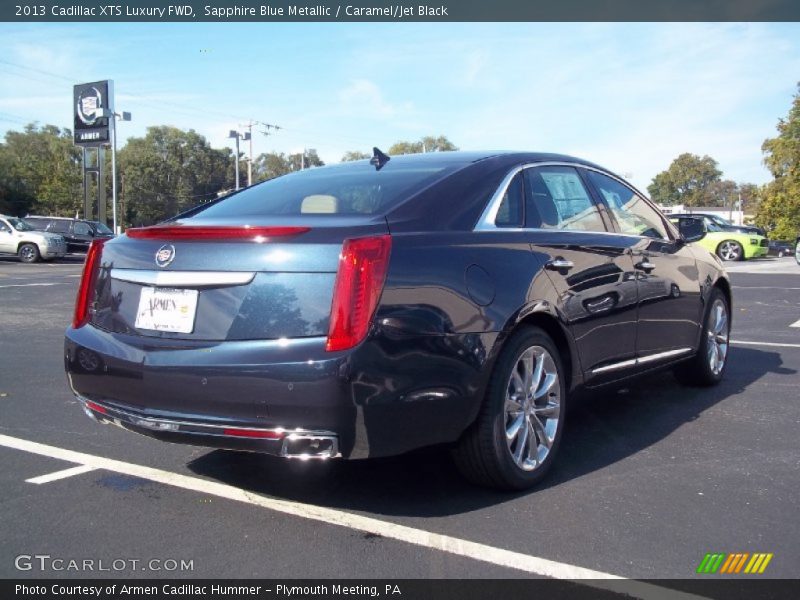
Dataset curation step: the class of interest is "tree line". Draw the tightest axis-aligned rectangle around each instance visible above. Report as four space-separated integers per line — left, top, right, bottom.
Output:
2 82 799 238
0 126 458 227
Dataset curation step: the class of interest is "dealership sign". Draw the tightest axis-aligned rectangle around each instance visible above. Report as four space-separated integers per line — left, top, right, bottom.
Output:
73 80 113 145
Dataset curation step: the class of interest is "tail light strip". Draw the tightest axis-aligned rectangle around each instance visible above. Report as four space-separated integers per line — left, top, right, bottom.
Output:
126 226 310 241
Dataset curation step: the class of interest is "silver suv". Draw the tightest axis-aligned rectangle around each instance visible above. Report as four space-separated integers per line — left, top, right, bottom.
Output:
0 215 67 262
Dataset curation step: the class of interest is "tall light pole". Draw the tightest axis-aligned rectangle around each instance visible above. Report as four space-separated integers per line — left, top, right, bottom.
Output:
111 111 131 234
228 129 251 190
101 107 131 234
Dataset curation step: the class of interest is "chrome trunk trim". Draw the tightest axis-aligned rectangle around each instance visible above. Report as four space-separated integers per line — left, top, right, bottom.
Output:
110 269 255 287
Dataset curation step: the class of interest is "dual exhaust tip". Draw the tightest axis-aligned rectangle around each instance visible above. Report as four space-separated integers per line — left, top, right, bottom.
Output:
80 399 339 459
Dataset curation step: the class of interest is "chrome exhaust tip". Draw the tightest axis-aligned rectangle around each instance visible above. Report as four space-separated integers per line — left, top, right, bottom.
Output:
280 433 340 459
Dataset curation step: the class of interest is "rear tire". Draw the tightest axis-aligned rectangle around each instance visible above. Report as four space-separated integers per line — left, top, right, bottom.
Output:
716 240 743 261
674 288 730 387
18 243 40 263
452 327 566 490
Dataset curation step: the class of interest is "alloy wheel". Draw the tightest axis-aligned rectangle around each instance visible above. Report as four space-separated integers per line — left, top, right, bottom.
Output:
706 299 729 376
718 241 741 261
20 245 36 262
504 345 561 471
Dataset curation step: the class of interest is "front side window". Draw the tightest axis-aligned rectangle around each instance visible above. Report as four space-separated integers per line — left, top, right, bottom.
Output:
525 166 606 232
586 171 669 240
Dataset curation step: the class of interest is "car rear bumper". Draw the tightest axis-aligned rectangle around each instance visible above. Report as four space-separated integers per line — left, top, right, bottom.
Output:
65 324 494 459
77 395 340 458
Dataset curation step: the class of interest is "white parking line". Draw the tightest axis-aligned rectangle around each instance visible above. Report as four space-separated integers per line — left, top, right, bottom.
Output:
791 319 800 329
25 464 96 485
731 340 800 349
0 283 68 288
732 286 800 290
0 433 706 600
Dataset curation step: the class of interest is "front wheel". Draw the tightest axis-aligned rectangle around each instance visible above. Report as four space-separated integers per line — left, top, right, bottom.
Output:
452 327 566 490
716 240 743 261
674 288 730 386
18 243 41 263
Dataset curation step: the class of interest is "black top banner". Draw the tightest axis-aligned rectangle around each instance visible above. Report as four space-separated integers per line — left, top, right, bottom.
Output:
4 0 800 22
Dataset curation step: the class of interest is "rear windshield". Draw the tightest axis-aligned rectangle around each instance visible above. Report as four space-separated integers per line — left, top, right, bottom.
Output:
195 161 457 218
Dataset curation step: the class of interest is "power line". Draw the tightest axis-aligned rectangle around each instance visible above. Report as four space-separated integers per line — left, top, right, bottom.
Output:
0 58 382 151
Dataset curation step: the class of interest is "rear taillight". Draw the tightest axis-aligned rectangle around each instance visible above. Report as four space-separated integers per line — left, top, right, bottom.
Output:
72 238 106 329
326 235 392 352
125 225 310 241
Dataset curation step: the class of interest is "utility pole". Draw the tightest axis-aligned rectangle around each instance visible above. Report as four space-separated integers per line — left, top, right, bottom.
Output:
240 121 255 186
228 129 251 190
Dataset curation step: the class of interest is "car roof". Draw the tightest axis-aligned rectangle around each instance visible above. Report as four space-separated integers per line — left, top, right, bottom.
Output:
334 150 608 170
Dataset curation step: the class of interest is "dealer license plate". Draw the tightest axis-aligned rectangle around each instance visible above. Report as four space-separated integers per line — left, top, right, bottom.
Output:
135 287 198 333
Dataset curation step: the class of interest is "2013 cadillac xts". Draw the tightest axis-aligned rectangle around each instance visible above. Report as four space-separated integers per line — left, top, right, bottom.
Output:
65 151 731 490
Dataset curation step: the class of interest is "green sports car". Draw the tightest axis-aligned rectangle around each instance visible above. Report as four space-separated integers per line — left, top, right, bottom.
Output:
669 216 768 261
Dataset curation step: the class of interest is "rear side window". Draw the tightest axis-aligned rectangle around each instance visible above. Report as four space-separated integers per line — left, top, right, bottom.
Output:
195 162 458 219
74 222 92 235
525 167 606 232
494 172 524 227
586 171 669 240
48 220 70 234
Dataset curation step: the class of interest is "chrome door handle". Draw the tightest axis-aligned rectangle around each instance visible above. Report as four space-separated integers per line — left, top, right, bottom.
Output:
546 258 574 271
635 260 656 272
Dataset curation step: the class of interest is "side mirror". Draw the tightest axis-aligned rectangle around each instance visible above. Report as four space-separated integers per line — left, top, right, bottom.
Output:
678 217 706 243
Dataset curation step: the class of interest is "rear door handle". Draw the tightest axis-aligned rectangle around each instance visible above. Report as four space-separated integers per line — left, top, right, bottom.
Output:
545 258 574 271
635 260 656 272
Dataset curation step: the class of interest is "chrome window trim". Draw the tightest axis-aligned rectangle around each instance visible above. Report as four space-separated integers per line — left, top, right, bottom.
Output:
473 161 674 240
110 269 255 287
591 347 693 375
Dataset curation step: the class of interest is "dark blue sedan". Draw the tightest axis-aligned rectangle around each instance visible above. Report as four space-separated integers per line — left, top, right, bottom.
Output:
65 151 731 489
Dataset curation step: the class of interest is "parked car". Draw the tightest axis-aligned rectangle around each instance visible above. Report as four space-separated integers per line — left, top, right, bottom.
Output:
796 235 800 265
65 151 731 490
669 216 767 261
671 213 766 236
0 215 67 262
25 216 114 253
768 240 794 258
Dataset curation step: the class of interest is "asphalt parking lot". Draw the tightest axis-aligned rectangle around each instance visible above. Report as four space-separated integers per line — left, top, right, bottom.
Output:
1 256 798 587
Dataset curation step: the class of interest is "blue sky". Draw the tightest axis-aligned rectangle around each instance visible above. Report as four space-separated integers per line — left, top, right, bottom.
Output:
1 22 799 191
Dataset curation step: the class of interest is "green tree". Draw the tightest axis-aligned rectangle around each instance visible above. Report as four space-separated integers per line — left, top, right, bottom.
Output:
0 123 82 216
341 150 370 162
118 126 230 226
647 153 722 207
387 135 458 155
287 148 324 172
756 83 800 240
252 152 291 182
738 183 760 214
252 150 325 183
